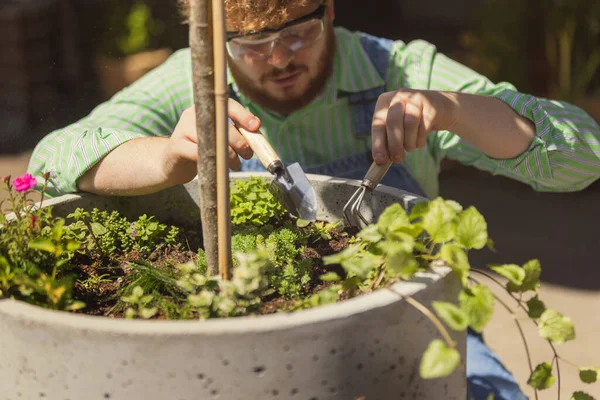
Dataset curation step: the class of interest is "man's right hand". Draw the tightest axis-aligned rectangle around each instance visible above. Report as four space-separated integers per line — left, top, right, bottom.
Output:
160 99 261 186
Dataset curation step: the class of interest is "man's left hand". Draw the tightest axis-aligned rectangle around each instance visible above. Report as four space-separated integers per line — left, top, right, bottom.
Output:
371 89 458 164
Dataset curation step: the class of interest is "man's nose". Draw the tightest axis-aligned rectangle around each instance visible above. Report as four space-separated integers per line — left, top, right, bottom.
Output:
268 42 293 69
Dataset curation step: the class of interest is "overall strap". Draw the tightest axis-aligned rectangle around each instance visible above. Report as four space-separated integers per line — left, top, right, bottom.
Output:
347 32 394 137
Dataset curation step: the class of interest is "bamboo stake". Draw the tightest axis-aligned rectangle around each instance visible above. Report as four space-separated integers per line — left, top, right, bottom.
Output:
212 0 233 279
189 0 219 275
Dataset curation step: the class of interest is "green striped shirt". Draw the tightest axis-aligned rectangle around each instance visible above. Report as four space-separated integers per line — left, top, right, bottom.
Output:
28 27 600 199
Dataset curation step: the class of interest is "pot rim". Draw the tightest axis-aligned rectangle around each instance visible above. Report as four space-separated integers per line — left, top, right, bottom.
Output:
0 173 448 335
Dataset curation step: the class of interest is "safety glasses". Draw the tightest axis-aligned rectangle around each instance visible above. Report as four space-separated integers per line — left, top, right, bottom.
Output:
226 5 326 61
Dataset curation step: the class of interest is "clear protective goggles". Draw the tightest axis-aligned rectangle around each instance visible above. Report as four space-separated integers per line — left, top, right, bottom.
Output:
226 5 326 61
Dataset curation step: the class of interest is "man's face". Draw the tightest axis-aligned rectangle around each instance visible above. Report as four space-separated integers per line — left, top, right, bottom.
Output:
227 1 336 116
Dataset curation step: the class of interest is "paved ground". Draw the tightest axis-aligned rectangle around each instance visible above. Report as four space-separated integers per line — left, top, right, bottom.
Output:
1 150 599 399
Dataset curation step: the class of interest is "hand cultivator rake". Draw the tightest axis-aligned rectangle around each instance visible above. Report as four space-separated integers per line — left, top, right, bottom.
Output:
343 160 393 229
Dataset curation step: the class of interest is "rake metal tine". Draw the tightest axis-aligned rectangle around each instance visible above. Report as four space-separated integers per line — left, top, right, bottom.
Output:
353 188 370 229
343 185 366 227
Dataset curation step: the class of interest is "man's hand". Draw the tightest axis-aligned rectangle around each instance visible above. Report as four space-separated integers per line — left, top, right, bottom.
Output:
371 88 537 164
160 99 261 186
371 89 458 164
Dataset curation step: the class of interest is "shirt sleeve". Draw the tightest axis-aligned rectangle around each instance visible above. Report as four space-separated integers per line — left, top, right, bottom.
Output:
390 39 600 192
27 48 194 198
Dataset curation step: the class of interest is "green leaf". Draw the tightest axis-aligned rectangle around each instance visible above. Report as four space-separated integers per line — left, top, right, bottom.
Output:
66 241 81 252
140 307 158 319
419 339 461 379
579 367 599 384
409 200 429 221
342 276 361 292
455 207 488 250
323 243 363 265
320 272 341 282
507 259 541 293
342 253 381 280
439 243 470 287
90 222 108 236
188 291 215 308
432 301 469 331
527 362 555 390
526 295 546 319
486 238 496 252
386 251 419 280
377 203 410 237
571 391 596 400
459 285 495 333
125 308 136 319
28 238 56 253
520 259 542 292
140 294 154 305
400 223 424 239
131 286 144 299
296 219 310 228
52 218 65 242
490 264 525 286
444 200 463 214
422 198 458 243
65 301 86 311
358 224 383 243
538 309 576 344
378 236 414 255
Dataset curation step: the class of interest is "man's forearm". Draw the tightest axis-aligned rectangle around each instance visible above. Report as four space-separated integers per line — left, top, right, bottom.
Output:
442 92 537 159
76 137 174 196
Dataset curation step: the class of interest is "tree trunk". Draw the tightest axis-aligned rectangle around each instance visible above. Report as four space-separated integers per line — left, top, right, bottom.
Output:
188 0 218 275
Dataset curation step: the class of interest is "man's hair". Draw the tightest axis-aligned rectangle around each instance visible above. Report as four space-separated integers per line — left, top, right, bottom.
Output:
178 0 314 33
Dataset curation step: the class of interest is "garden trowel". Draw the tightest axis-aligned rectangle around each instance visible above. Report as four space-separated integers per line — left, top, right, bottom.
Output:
238 127 317 221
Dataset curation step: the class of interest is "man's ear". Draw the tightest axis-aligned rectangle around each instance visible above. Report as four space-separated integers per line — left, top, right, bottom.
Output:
327 0 335 21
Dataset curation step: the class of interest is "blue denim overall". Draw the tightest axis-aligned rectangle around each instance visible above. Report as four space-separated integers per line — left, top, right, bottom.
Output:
230 32 528 400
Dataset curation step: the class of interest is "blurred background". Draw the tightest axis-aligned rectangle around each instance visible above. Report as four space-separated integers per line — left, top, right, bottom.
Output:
0 0 599 398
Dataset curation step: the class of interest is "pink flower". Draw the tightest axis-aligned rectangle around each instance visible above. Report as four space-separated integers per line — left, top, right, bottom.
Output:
13 173 37 192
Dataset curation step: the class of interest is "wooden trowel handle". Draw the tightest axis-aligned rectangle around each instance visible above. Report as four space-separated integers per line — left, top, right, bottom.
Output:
363 159 393 190
238 127 282 173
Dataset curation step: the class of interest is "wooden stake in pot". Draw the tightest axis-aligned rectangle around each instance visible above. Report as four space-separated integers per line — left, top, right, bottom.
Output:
212 0 233 280
188 0 233 279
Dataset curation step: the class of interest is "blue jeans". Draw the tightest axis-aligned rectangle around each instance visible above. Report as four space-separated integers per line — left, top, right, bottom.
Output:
467 329 529 400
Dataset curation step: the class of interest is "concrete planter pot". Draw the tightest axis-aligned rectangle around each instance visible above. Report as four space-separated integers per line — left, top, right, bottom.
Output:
0 173 466 400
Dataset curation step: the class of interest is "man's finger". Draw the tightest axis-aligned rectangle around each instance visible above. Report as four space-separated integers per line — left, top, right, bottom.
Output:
403 100 422 152
416 115 428 149
228 98 260 132
228 125 253 160
229 147 241 170
371 94 392 164
386 93 406 162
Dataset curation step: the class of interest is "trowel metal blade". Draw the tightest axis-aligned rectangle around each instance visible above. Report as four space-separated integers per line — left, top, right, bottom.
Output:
269 163 317 221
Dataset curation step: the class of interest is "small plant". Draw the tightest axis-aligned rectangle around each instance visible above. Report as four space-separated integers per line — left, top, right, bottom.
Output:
66 208 179 258
230 177 286 226
121 286 158 319
0 173 83 311
316 199 598 398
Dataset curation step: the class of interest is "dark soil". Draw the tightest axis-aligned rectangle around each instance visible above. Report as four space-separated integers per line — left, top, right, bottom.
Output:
70 221 359 319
